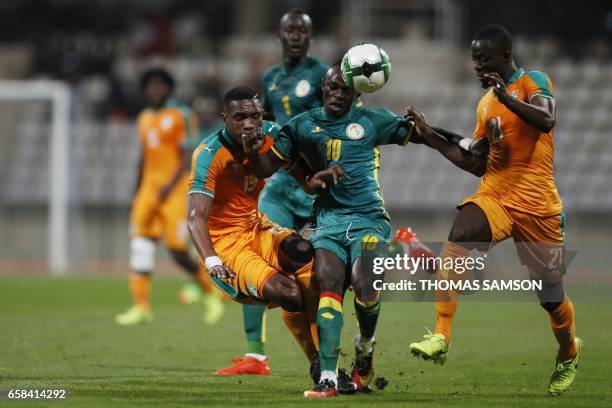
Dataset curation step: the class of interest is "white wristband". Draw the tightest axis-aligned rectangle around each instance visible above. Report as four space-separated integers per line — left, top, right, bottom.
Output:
205 256 222 270
458 137 474 151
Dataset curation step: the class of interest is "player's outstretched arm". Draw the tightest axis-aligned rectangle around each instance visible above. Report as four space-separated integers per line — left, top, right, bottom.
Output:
133 147 144 197
187 193 235 279
242 128 285 178
483 73 555 133
406 107 488 177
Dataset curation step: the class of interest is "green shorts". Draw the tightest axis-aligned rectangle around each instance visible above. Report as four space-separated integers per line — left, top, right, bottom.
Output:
310 213 391 266
259 170 314 230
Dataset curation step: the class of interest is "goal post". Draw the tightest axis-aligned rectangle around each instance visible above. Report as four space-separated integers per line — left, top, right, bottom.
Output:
0 80 71 274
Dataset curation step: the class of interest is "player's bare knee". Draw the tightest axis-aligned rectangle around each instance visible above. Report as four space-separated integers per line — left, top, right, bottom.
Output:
449 204 492 245
281 280 304 312
279 234 313 272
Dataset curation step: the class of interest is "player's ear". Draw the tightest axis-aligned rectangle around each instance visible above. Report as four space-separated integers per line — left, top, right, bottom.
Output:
221 111 227 124
502 49 512 63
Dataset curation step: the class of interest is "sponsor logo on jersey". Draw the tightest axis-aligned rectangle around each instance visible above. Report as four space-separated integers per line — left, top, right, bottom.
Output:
346 123 365 140
295 80 311 97
160 115 174 130
311 126 322 133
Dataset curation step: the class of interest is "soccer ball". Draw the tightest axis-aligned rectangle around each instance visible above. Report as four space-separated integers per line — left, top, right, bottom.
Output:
341 43 391 94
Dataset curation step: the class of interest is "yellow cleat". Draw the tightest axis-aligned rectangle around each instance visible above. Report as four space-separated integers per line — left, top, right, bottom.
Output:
548 337 582 396
114 305 153 326
177 282 203 305
202 292 224 325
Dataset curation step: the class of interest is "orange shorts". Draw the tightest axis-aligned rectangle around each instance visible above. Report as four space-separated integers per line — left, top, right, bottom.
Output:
460 193 566 277
203 214 303 302
130 180 189 251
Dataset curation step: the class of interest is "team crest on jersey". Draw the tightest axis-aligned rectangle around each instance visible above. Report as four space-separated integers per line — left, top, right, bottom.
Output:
295 80 311 97
247 284 259 298
346 123 365 140
160 115 174 130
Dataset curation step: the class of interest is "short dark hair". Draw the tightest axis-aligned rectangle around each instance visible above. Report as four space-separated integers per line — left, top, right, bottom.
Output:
140 67 175 91
223 86 258 107
473 24 512 51
280 8 311 26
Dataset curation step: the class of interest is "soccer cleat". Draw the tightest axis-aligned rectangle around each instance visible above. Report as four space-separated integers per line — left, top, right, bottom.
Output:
214 356 270 376
337 369 358 395
304 379 337 398
351 336 375 391
177 282 202 304
309 359 321 384
409 332 449 365
394 227 436 272
548 337 582 396
114 305 153 326
202 292 224 325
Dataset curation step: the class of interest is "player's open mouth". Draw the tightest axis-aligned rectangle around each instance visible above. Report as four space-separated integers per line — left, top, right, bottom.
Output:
289 44 302 52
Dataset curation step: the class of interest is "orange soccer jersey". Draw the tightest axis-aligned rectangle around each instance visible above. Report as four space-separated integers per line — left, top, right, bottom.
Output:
468 68 563 216
188 123 277 240
131 98 197 248
188 121 301 300
137 98 196 186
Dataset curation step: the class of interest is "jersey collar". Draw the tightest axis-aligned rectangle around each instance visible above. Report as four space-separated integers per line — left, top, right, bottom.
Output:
283 56 309 75
219 128 239 150
507 67 525 86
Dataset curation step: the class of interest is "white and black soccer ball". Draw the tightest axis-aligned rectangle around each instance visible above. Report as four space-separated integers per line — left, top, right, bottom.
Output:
341 43 391 94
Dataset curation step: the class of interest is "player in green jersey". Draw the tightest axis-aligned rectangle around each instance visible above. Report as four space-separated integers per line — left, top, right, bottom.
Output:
243 63 426 398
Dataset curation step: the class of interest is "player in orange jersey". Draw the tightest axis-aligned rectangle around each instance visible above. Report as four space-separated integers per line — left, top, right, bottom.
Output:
406 25 581 396
188 86 327 384
115 68 223 326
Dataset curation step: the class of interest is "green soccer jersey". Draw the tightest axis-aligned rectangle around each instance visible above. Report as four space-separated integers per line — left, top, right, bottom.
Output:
259 56 329 224
271 105 412 220
261 56 329 125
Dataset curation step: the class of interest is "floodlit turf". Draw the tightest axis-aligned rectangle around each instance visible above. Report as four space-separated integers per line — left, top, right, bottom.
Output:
0 276 610 407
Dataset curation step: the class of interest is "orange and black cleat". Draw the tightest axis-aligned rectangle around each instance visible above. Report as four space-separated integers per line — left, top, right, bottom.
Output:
304 379 337 398
351 338 375 391
214 356 270 376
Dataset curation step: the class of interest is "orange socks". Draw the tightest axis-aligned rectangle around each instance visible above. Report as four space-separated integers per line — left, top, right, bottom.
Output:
434 241 470 344
281 309 318 362
546 296 577 361
129 273 151 311
280 261 319 362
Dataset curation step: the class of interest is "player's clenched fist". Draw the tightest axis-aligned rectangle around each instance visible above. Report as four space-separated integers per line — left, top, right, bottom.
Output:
242 127 265 156
405 106 433 138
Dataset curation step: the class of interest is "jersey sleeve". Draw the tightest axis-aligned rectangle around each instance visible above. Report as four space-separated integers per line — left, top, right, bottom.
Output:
371 109 411 146
524 71 555 101
271 119 299 162
472 98 488 140
188 144 222 198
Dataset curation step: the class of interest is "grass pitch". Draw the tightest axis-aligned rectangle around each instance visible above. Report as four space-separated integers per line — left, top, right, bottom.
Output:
0 276 610 407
